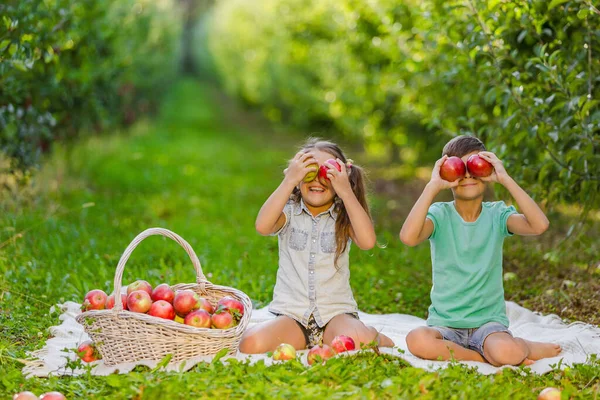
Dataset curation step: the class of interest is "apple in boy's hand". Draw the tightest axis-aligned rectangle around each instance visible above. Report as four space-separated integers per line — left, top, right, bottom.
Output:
39 392 66 400
331 335 355 353
184 309 212 328
127 280 153 296
148 300 176 320
303 163 319 182
307 344 336 365
12 391 38 400
151 283 175 303
82 289 107 311
273 343 296 361
106 293 127 310
318 159 342 180
127 290 152 313
173 289 201 317
466 154 494 178
77 340 102 363
537 387 561 400
439 156 466 182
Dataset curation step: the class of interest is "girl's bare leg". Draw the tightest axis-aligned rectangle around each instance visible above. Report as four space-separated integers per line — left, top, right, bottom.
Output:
323 314 395 348
239 316 306 354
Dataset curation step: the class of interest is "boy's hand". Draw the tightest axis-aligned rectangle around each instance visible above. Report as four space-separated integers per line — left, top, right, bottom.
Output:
324 158 353 199
283 151 318 185
430 156 460 190
477 152 509 185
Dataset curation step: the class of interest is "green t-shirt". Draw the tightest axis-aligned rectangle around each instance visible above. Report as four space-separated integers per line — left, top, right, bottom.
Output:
426 201 517 328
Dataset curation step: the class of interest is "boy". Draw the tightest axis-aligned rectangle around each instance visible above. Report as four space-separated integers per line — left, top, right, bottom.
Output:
400 135 561 366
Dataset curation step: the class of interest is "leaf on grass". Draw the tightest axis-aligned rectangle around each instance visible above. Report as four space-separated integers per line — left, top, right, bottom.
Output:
212 348 229 364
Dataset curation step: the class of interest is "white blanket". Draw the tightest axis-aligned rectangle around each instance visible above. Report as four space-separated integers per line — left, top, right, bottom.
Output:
22 301 600 377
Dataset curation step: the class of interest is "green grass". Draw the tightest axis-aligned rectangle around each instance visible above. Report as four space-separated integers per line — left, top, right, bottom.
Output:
0 79 599 398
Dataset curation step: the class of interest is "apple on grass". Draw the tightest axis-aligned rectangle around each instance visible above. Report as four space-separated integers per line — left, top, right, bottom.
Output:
127 280 153 296
273 343 296 361
466 154 494 178
106 293 127 310
537 387 561 400
12 392 38 400
318 159 342 181
439 156 466 182
184 309 212 328
148 300 176 320
82 289 108 311
307 344 336 365
77 340 102 362
40 393 66 400
173 289 201 317
127 290 152 313
151 283 175 303
211 308 236 329
331 335 355 353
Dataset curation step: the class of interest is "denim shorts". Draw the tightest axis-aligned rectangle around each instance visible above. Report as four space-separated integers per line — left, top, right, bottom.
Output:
272 312 359 348
430 321 511 359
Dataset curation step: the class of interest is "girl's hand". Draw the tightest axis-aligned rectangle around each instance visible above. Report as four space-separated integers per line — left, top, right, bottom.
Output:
478 151 509 185
324 158 353 199
283 151 318 185
430 155 460 191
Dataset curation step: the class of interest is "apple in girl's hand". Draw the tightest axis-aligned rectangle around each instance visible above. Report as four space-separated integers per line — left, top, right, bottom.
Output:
439 156 466 182
217 296 244 318
127 280 153 296
184 309 212 328
466 154 494 178
77 340 101 362
197 297 215 314
173 289 201 317
318 159 342 180
331 335 355 353
12 391 38 400
148 300 176 320
211 308 236 329
127 290 152 313
106 293 127 310
151 283 175 303
39 392 66 400
82 289 108 311
537 387 561 400
307 344 336 365
303 163 319 182
273 343 296 361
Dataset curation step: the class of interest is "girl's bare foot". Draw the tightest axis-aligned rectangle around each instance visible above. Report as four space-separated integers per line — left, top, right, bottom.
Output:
521 358 535 366
524 340 562 361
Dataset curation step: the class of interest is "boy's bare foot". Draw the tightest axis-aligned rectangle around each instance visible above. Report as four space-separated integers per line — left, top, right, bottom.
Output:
524 340 562 361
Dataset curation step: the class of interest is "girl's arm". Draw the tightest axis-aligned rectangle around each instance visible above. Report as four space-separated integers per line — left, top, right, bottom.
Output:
479 152 549 236
255 152 318 235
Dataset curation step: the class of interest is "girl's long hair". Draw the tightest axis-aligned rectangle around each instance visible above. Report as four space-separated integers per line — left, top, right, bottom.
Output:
290 138 370 267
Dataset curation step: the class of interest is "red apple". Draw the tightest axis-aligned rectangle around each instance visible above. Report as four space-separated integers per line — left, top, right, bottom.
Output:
127 290 152 313
331 335 356 353
82 289 107 311
197 297 215 314
39 392 66 400
217 296 244 318
12 392 38 400
439 156 466 182
184 309 212 328
537 387 561 400
466 154 494 178
303 163 319 182
273 343 296 361
77 340 102 363
106 293 127 310
127 280 153 296
148 300 176 320
151 283 175 303
211 308 236 329
307 344 336 365
173 289 201 317
318 158 342 181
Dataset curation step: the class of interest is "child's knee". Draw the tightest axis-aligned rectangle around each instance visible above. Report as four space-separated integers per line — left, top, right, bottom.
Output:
238 331 263 354
406 327 431 355
485 339 528 366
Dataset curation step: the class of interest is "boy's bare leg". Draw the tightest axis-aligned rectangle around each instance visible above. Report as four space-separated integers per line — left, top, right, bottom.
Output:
323 314 395 347
238 316 306 354
520 339 562 361
406 327 485 362
483 332 531 366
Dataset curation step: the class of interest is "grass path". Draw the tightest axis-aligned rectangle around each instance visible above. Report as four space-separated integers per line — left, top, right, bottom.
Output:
0 79 598 398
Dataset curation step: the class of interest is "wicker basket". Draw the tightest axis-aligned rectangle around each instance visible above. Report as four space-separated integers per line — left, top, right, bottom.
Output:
75 227 252 366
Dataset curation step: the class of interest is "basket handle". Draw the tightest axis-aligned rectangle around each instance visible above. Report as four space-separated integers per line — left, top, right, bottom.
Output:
112 227 207 312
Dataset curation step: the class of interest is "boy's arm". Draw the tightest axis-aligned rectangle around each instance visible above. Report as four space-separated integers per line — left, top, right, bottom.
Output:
255 151 318 236
400 156 458 247
479 152 550 236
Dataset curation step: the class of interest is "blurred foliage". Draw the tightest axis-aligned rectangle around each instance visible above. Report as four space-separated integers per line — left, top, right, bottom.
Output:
0 0 181 170
205 0 600 215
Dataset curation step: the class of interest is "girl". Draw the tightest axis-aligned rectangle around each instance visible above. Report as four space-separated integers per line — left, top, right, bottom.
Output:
239 139 394 353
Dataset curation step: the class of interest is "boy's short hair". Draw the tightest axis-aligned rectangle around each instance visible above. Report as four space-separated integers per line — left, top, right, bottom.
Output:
442 135 486 158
